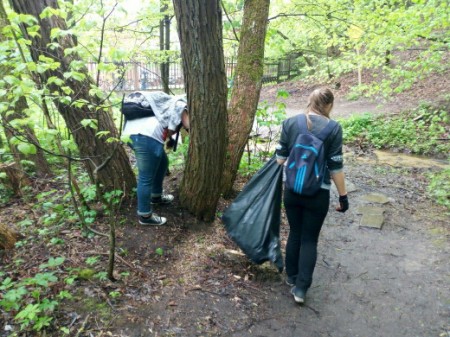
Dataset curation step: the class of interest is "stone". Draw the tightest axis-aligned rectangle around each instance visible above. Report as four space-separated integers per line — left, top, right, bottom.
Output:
361 193 390 204
360 213 384 229
355 206 385 215
331 179 358 196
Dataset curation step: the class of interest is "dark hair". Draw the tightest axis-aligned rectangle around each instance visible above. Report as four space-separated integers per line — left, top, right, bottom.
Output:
306 87 334 118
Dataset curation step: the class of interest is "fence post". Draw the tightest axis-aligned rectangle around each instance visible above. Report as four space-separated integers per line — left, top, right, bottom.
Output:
133 63 139 90
287 58 292 80
276 62 281 83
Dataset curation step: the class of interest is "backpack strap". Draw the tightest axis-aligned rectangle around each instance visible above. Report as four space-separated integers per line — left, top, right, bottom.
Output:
296 114 309 134
296 114 338 141
317 119 338 141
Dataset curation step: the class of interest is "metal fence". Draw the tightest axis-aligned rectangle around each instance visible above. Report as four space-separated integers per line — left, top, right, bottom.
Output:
87 57 299 92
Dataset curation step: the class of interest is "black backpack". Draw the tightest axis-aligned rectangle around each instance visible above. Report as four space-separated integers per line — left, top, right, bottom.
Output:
121 101 155 121
285 114 337 196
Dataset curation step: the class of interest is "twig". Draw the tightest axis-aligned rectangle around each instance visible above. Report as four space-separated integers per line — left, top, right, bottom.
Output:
75 314 90 337
85 251 134 270
85 225 109 238
186 287 228 297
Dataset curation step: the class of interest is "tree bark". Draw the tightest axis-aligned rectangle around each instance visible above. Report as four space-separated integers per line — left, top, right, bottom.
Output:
0 162 30 196
9 0 136 194
0 223 22 250
221 0 270 196
0 0 52 178
160 3 170 93
173 0 228 221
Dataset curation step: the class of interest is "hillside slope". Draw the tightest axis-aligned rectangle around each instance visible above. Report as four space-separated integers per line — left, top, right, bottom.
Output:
260 68 450 119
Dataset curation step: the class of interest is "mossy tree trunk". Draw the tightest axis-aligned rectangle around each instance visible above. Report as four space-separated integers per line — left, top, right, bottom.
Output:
221 0 270 197
9 0 136 195
173 0 228 221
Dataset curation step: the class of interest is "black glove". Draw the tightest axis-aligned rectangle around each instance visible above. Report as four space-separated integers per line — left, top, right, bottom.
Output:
166 136 176 149
336 194 349 213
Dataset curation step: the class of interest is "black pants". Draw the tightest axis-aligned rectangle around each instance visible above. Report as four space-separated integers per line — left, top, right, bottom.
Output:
284 188 330 291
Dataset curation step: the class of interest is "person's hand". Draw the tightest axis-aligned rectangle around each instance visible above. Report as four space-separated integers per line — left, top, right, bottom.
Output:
336 194 349 213
166 137 176 149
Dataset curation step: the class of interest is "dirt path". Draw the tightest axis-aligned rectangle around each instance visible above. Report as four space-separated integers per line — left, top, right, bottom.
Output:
1 85 449 337
69 90 449 336
105 152 449 337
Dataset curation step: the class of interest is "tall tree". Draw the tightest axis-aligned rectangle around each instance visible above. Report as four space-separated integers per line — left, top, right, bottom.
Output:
0 0 52 178
9 0 136 194
173 0 228 221
221 0 270 196
159 2 170 93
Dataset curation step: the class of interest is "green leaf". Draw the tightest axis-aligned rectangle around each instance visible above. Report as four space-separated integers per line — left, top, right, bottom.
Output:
120 134 132 144
80 119 98 130
15 303 40 321
96 130 111 138
33 316 53 331
17 143 37 155
39 257 65 270
47 76 64 86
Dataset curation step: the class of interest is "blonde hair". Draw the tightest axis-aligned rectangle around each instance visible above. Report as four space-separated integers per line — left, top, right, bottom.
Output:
305 87 334 128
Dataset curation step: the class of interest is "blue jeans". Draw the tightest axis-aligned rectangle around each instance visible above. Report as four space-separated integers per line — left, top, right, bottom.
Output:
130 135 168 216
284 188 330 291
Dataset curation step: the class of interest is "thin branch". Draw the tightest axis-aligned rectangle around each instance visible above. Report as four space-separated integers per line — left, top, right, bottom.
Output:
96 2 118 86
221 1 239 43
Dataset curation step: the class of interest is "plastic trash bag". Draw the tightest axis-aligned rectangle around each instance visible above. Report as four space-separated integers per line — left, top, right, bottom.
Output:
222 157 284 272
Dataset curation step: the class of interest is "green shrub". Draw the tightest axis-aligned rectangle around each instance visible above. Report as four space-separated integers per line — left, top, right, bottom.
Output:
428 166 450 212
339 103 450 156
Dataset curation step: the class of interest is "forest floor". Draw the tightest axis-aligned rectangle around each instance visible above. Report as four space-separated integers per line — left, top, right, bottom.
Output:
1 71 449 337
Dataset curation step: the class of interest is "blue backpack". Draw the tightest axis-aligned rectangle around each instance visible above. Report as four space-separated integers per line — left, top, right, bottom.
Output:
285 114 337 196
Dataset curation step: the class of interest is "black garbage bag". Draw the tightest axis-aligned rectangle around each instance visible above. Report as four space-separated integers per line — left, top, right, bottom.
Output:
222 157 284 272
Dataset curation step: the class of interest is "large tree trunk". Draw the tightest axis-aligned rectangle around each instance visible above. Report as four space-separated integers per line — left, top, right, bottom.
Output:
0 0 52 178
9 0 136 194
221 0 270 196
173 0 228 221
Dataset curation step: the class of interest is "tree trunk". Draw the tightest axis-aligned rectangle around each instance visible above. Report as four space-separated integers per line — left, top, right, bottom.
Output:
0 223 22 250
0 0 52 178
0 162 31 196
173 0 228 221
9 0 136 194
160 3 170 93
221 0 270 197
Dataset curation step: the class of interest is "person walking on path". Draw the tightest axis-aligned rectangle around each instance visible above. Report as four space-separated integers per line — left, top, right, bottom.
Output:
275 87 349 304
123 91 189 226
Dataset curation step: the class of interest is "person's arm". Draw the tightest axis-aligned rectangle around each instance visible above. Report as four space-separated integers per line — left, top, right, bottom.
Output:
327 124 349 212
276 120 289 165
331 171 346 196
331 171 349 212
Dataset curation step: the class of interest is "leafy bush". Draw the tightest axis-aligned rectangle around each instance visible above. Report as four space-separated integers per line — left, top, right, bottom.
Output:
427 166 450 212
0 257 72 334
339 103 450 156
238 89 288 176
340 103 449 211
167 135 190 170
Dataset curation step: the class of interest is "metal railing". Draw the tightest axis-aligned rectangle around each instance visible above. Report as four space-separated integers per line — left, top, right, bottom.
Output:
87 57 299 92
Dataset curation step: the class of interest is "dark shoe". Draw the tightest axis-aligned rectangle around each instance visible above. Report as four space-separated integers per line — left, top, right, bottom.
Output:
139 213 167 226
151 194 174 205
290 286 306 304
286 275 296 287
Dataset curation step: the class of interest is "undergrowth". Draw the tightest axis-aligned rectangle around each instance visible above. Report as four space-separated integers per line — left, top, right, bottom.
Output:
339 102 449 157
339 102 450 210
